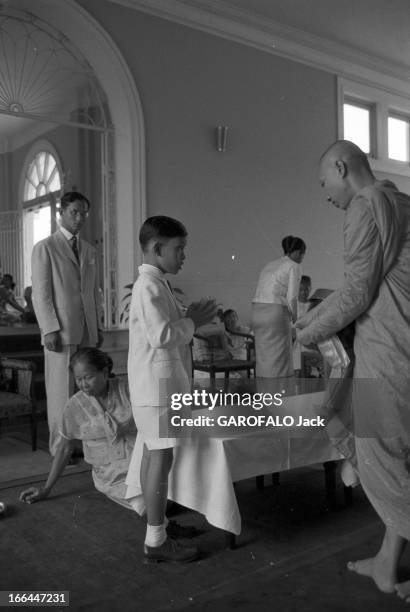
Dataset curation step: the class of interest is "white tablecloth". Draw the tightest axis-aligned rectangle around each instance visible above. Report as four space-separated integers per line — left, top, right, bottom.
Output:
126 391 341 534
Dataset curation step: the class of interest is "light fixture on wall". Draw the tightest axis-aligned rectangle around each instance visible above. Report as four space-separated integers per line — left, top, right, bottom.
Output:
216 125 229 152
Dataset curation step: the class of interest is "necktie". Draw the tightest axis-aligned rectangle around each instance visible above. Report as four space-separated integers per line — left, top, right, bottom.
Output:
71 235 80 263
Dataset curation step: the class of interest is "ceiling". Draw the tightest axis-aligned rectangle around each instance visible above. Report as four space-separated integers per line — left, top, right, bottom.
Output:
213 0 410 72
120 0 410 85
3 0 410 149
184 0 410 77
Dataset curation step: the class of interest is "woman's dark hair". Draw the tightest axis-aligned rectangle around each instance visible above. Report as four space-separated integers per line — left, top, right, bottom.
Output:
139 216 187 252
2 273 15 290
60 191 90 211
281 235 306 256
70 347 113 375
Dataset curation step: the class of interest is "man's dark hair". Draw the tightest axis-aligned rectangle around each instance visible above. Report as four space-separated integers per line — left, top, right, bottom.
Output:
300 275 311 286
60 191 90 211
281 235 306 255
139 216 187 252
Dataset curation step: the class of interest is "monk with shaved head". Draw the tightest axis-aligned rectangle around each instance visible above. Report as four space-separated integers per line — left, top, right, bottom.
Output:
297 140 410 601
318 140 374 210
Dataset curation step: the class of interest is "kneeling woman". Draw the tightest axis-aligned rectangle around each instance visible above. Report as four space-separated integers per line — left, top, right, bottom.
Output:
252 235 306 378
20 348 143 512
20 348 196 542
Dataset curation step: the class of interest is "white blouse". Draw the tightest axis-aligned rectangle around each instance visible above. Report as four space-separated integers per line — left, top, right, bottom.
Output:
252 256 302 307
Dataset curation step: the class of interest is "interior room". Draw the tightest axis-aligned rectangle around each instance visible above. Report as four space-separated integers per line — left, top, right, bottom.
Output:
1 1 410 610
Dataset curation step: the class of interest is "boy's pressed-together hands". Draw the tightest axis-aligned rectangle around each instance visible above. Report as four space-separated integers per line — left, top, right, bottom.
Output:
186 298 218 329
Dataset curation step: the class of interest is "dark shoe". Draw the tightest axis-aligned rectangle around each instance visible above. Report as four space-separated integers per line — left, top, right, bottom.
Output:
166 520 201 539
143 538 199 564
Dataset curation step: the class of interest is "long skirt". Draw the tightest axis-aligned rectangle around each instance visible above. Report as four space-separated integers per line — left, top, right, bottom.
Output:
251 303 293 378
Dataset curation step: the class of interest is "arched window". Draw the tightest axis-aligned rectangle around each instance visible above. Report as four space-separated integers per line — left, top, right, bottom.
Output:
22 145 63 287
24 152 62 201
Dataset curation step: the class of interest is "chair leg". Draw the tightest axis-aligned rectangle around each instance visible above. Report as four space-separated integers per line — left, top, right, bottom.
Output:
224 371 229 392
210 371 216 391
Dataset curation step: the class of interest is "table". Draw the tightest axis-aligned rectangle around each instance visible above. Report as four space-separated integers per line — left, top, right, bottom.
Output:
126 389 343 537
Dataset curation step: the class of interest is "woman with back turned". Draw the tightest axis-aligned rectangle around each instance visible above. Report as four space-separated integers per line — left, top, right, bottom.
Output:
252 235 306 378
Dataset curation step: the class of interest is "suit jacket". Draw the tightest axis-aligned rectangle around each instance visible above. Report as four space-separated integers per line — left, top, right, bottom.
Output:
31 229 101 345
127 264 194 407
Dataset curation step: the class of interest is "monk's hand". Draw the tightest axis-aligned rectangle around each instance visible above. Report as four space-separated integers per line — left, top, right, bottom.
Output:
44 331 62 352
19 486 49 504
296 327 315 347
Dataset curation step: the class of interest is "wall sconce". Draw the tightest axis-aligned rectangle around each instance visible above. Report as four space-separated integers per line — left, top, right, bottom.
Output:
216 125 229 152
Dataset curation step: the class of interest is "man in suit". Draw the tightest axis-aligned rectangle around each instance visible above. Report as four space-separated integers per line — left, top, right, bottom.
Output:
32 191 103 455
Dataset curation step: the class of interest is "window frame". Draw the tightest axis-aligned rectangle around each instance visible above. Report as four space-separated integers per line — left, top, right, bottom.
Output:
387 112 410 163
343 97 375 157
338 77 410 177
19 141 64 287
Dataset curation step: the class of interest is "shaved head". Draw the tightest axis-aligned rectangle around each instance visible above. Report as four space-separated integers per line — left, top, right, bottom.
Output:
320 140 372 173
318 140 375 210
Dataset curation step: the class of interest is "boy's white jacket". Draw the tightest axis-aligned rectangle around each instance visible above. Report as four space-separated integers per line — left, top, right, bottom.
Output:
127 264 194 407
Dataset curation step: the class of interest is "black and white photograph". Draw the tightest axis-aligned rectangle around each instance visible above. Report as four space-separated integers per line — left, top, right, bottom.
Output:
1 1 410 610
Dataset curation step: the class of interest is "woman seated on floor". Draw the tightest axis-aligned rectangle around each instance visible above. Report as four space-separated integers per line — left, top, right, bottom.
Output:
19 347 196 539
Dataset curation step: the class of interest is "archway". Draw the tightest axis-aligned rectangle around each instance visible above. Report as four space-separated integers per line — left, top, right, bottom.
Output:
4 0 146 327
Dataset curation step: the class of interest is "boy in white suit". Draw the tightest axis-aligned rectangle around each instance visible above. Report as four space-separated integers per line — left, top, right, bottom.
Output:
32 192 103 456
127 216 216 563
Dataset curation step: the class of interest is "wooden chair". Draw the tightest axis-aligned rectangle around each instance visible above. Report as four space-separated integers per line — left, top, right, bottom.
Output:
0 357 38 450
193 329 255 391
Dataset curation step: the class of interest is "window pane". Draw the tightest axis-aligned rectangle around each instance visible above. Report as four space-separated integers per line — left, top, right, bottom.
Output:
23 205 52 286
37 152 46 180
48 166 61 192
388 116 409 162
37 183 47 197
45 158 56 184
26 183 36 200
24 151 62 202
29 164 38 184
32 206 51 245
343 103 371 153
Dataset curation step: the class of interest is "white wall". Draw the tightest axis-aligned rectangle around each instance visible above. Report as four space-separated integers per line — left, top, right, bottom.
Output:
80 0 344 324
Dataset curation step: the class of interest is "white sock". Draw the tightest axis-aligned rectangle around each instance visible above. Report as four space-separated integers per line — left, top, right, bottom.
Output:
145 523 167 548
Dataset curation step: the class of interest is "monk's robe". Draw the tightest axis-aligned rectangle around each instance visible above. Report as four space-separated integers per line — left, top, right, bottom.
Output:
299 180 410 539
